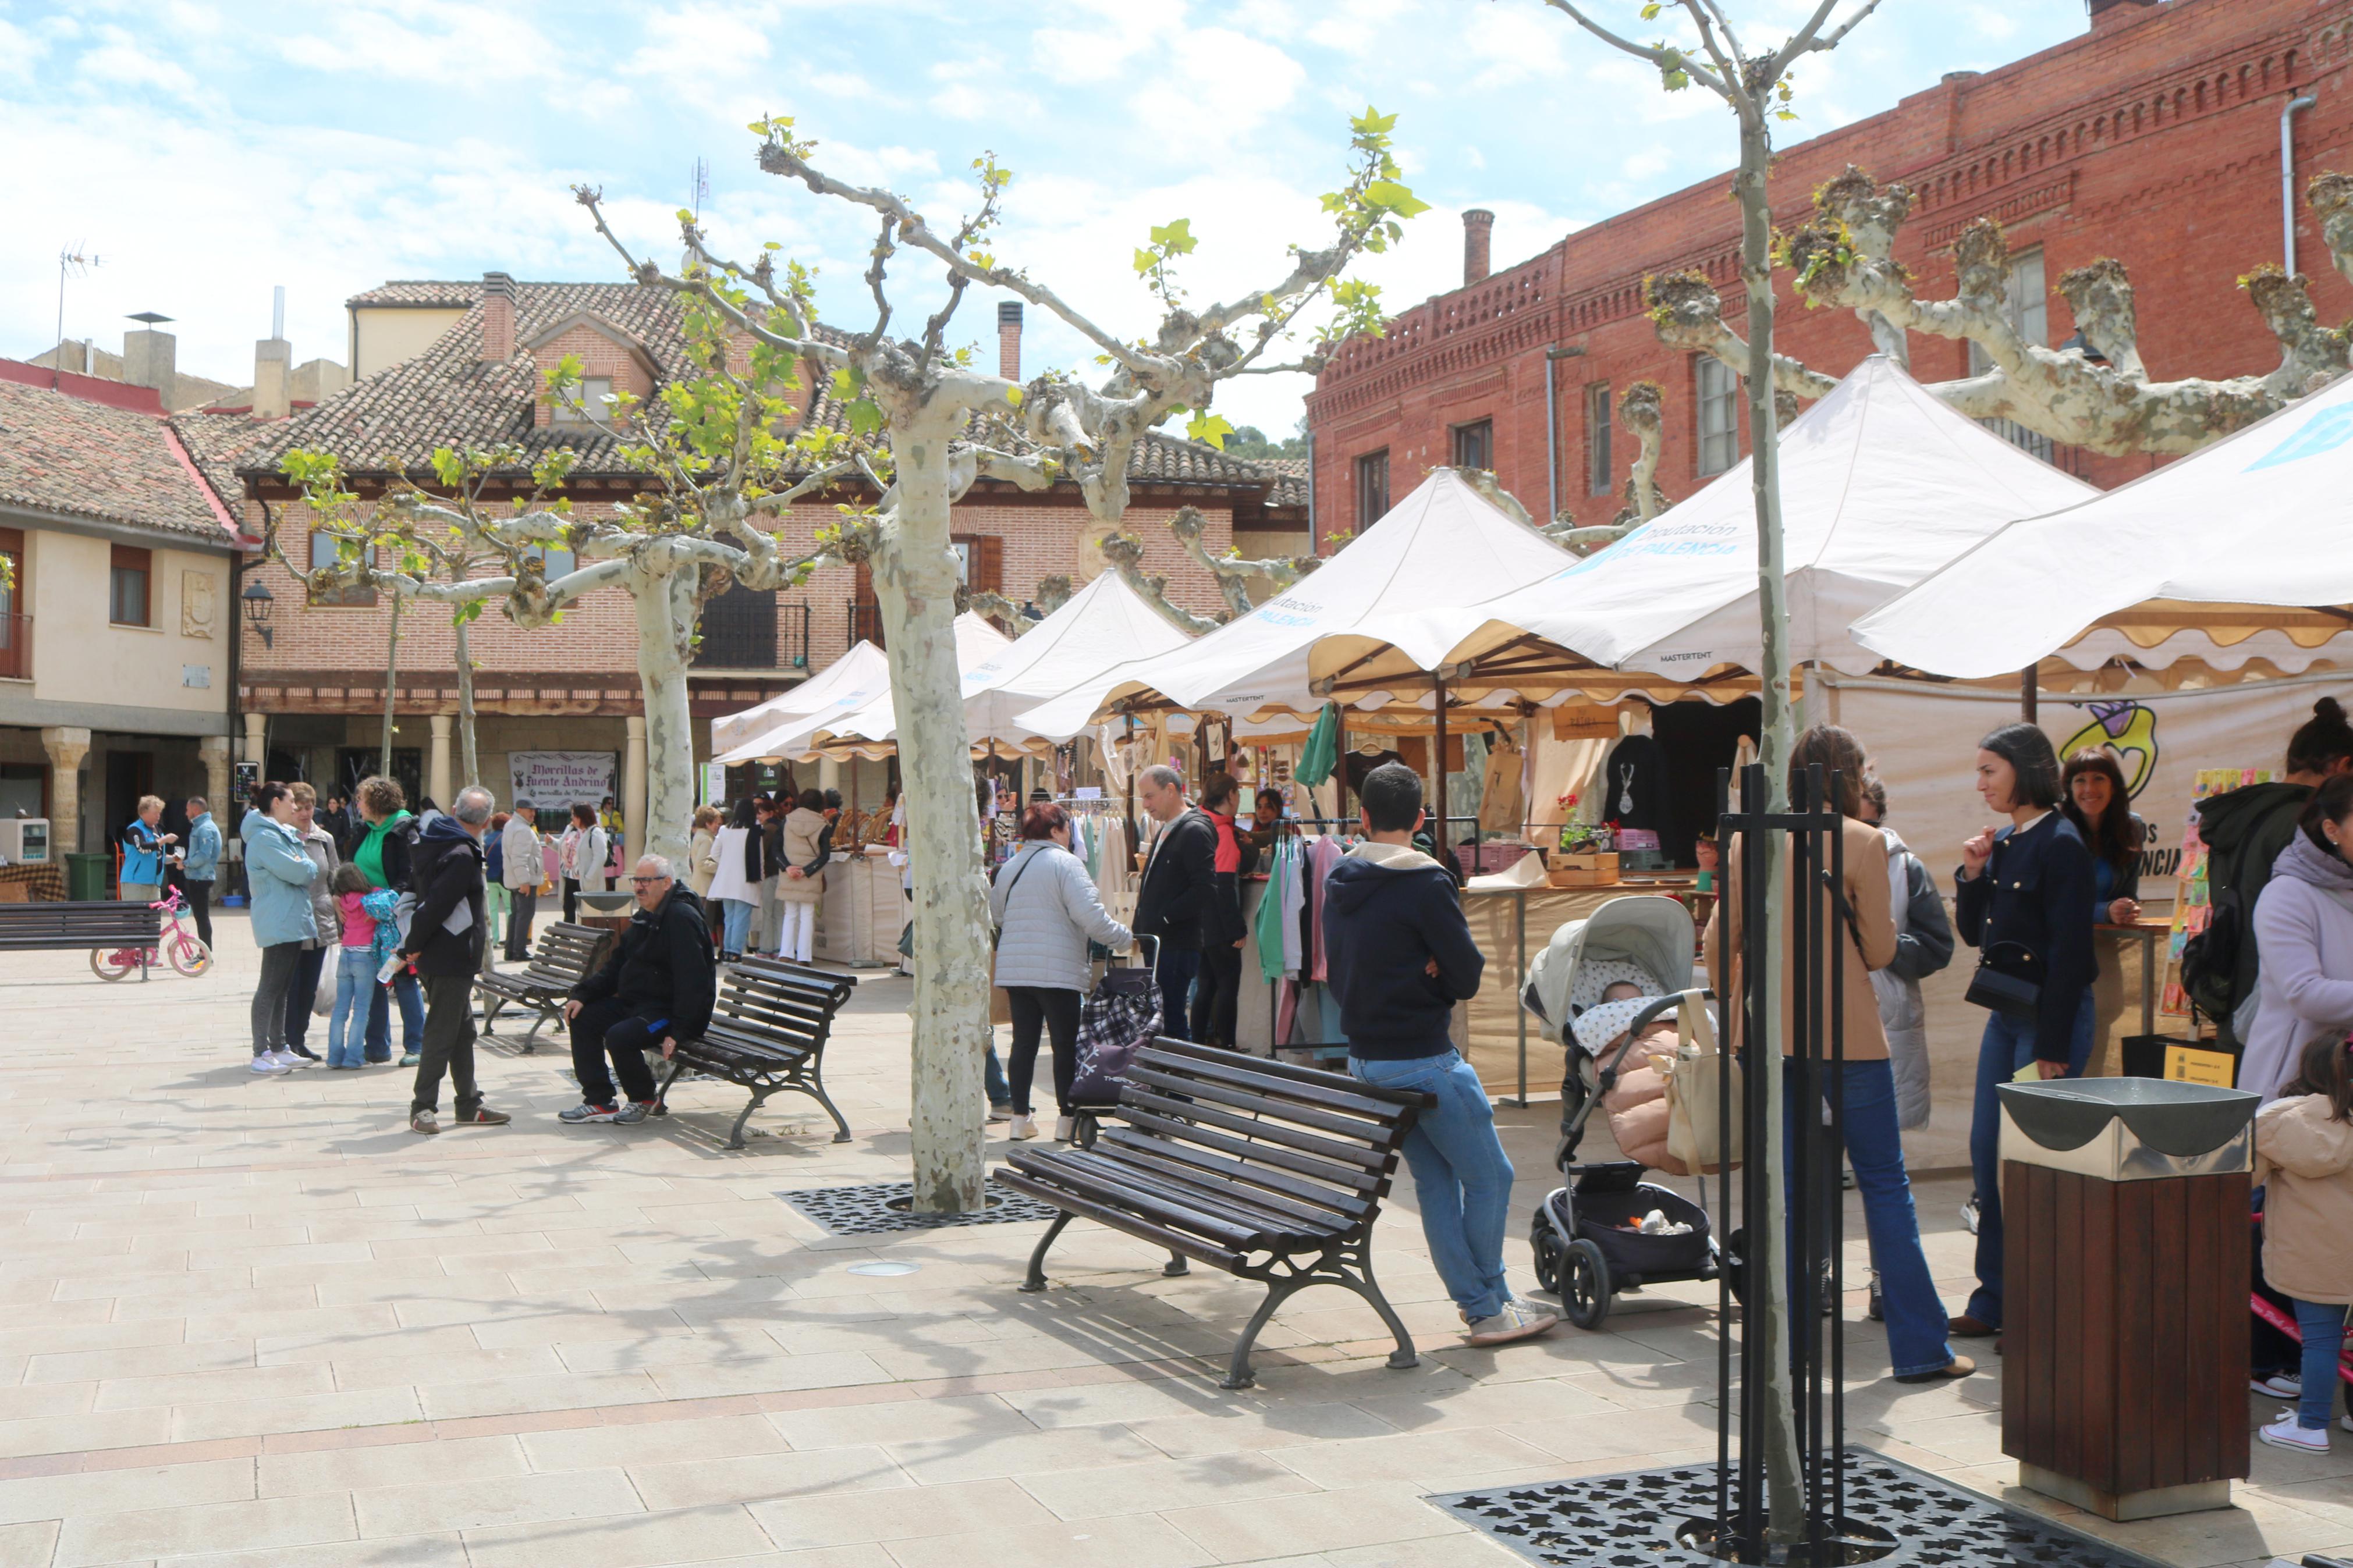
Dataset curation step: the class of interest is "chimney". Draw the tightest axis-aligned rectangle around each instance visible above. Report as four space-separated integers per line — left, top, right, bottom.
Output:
253 337 292 420
2088 0 2159 31
480 271 516 362
998 301 1023 382
122 313 177 410
1463 209 1495 287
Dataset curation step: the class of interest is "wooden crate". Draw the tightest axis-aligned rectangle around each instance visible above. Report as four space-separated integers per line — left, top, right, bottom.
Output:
1548 853 1619 888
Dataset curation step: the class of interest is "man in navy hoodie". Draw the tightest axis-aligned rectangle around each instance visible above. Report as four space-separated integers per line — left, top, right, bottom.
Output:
1323 763 1557 1347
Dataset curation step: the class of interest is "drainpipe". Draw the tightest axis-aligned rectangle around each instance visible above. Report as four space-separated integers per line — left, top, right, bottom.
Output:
1305 430 1318 555
1543 346 1585 526
2284 93 2318 275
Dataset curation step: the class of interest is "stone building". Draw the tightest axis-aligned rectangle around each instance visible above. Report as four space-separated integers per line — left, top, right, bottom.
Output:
203 278 1305 830
1308 0 2353 526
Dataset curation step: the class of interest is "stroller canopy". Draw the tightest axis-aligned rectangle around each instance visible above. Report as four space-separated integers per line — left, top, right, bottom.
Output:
1522 895 1697 1045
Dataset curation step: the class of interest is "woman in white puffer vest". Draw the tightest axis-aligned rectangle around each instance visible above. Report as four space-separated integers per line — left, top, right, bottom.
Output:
990 801 1133 1143
1861 777 1955 1132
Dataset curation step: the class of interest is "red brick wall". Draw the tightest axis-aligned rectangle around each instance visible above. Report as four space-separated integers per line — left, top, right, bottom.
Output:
1309 0 2353 524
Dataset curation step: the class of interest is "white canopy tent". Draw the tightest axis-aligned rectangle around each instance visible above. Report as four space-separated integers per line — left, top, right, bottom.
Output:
709 640 892 760
818 571 1192 752
750 613 1014 762
1853 361 2353 682
1321 355 2098 701
1015 467 1579 741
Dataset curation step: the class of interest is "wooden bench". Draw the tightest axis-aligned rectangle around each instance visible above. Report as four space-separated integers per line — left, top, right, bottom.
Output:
0 901 163 974
1000 1039 1435 1391
655 956 856 1149
476 922 613 1051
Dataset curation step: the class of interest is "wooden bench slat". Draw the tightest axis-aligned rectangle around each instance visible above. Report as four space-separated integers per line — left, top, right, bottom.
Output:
656 960 852 1148
1144 1037 1435 1110
1096 1131 1372 1226
998 1171 1248 1274
1007 1153 1270 1250
1044 1147 1348 1243
1115 1104 1383 1194
1118 1086 1391 1174
1122 1065 1401 1144
1127 1047 1419 1122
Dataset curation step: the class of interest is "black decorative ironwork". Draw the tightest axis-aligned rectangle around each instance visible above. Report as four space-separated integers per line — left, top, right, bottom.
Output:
778 1176 1060 1236
1431 1450 2170 1568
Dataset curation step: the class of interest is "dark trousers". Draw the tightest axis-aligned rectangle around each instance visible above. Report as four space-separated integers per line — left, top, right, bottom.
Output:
184 879 214 950
282 945 329 1053
1154 944 1200 1043
562 877 580 923
1005 986 1082 1116
1191 942 1243 1047
505 888 538 961
253 943 303 1057
412 973 482 1117
569 995 663 1108
367 970 424 1062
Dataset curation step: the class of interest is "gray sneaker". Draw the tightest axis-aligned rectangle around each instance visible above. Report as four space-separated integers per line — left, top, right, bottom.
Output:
409 1111 439 1136
613 1101 654 1125
1463 1300 1560 1346
558 1101 618 1124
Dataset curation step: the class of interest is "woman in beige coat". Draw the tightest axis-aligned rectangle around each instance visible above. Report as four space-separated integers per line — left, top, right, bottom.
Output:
774 790 830 963
1702 724 1966 1385
2253 1033 2353 1452
686 806 722 899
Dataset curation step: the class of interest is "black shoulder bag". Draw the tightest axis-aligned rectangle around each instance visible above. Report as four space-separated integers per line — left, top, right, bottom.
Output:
1966 939 2043 1018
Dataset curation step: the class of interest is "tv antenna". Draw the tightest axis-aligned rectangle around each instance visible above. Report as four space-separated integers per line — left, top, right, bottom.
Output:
690 157 709 221
54 245 101 389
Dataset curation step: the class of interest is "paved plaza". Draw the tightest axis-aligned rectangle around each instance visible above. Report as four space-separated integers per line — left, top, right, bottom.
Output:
0 920 2346 1568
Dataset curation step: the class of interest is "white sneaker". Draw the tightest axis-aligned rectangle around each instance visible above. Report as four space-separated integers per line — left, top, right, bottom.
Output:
2253 1371 2304 1398
2259 1410 2330 1453
1054 1115 1077 1143
1463 1300 1560 1346
250 1056 290 1075
268 1050 311 1069
1007 1114 1039 1141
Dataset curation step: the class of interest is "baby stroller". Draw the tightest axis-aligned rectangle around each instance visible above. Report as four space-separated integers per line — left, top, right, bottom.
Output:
1521 895 1722 1330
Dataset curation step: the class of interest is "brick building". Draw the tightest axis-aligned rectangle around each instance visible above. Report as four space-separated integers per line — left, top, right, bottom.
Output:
189 278 1305 823
1308 0 2353 528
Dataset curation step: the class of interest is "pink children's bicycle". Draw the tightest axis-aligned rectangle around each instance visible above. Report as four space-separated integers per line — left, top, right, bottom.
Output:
91 887 213 982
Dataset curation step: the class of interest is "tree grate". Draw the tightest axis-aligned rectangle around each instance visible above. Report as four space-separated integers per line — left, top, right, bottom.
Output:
1430 1449 2171 1568
778 1176 1062 1235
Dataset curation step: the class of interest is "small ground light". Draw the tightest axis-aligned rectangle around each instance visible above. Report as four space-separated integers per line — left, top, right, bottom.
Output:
845 1260 918 1277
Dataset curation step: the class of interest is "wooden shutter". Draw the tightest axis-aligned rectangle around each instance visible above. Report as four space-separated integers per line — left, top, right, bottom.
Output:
109 544 151 627
970 534 1003 595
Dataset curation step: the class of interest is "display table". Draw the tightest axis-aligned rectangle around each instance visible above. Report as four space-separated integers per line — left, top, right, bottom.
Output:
817 851 907 968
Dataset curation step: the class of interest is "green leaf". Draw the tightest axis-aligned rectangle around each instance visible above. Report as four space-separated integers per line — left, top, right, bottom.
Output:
1186 411 1234 450
846 398 882 438
1640 2 1663 16
1133 247 1156 275
1002 385 1024 407
1350 105 1397 135
1148 218 1196 255
1365 180 1430 219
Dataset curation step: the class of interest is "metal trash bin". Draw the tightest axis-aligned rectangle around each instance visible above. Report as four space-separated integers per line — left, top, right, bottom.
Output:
1997 1076 2260 1521
64 852 111 902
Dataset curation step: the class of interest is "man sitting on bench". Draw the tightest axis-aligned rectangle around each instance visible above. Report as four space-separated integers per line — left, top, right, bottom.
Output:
559 854 717 1126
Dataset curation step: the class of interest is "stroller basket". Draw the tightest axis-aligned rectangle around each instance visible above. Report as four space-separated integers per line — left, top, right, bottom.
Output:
1573 1182 1712 1280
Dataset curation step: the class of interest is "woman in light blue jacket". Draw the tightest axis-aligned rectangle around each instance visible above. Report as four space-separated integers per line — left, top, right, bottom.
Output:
180 798 223 951
241 781 321 1076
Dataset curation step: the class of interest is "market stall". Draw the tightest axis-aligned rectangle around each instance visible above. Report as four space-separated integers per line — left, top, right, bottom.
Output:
711 640 893 760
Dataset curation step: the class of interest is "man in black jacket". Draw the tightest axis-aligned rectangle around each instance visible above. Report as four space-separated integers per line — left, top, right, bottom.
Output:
1131 765 1215 1042
1322 762 1557 1347
560 854 718 1125
399 785 511 1135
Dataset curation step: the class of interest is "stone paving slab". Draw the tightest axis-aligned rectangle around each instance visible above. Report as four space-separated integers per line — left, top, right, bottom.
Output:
0 918 2341 1567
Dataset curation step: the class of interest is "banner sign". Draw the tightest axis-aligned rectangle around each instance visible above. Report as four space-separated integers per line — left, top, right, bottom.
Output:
509 751 616 812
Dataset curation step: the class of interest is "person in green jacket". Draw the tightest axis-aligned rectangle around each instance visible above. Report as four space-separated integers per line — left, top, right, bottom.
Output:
353 776 425 1066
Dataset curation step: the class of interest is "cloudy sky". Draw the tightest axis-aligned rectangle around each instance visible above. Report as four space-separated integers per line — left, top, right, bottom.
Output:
2 0 2082 435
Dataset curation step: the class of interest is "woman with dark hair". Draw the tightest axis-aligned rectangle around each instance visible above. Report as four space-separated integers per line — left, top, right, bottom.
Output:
241 781 322 1075
2241 774 2353 1103
2061 749 2148 1075
1706 725 1967 1382
705 798 762 962
775 789 830 963
990 801 1132 1141
1950 721 2098 1341
1190 773 1258 1047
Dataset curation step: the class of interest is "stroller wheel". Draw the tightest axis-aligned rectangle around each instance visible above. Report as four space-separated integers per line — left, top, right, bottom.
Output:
1564 1239 1613 1331
1530 1211 1566 1296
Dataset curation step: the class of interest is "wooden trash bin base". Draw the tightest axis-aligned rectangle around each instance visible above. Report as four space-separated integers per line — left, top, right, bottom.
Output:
2002 1161 2249 1521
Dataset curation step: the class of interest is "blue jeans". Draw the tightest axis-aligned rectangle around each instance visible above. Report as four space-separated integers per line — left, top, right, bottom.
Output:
1966 987 2095 1327
1155 945 1201 1044
2296 1299 2349 1430
719 898 754 954
1782 1058 1954 1378
986 1043 1011 1108
365 970 424 1064
1348 1048 1516 1321
327 948 374 1067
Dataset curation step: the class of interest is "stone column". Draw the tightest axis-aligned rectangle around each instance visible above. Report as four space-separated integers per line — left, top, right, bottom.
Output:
198 735 231 818
39 727 90 855
427 714 453 811
242 711 267 766
623 714 648 870
817 755 840 794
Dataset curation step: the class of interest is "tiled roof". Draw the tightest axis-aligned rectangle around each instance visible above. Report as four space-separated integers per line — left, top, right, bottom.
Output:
0 377 240 544
172 411 282 525
246 282 1306 507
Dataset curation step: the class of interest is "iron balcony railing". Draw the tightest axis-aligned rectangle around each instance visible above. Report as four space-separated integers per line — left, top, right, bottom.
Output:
0 613 28 681
693 593 811 671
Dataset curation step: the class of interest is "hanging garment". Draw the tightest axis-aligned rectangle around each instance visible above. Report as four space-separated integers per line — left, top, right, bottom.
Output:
1305 834 1344 982
1602 734 1671 833
1254 841 1289 983
1280 838 1306 976
1478 738 1528 835
1297 703 1340 788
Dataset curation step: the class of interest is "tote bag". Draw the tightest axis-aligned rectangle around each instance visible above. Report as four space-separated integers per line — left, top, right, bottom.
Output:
1070 937 1162 1106
1662 995 1743 1175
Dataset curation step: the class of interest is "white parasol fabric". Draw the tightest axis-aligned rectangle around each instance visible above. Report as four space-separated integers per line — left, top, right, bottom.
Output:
1014 467 1577 740
1369 355 2097 688
709 640 891 759
1854 361 2353 679
713 619 1010 764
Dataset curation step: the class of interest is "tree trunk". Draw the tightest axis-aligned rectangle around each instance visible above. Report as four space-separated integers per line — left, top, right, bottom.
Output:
453 616 480 791
381 595 403 780
632 564 698 868
881 423 990 1214
1736 104 1806 1544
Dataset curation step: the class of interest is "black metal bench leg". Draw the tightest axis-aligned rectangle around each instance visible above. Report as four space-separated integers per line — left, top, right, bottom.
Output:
725 1087 773 1150
1223 1275 1308 1391
799 1069 853 1143
653 1057 686 1117
1340 1244 1419 1372
521 1007 552 1054
1020 1211 1074 1293
478 993 502 1036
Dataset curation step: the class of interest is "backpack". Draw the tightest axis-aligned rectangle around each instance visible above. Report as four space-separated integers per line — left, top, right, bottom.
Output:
2178 895 2241 1025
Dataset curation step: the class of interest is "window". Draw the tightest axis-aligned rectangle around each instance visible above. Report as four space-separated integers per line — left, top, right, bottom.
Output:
1970 247 2055 462
1695 357 1741 477
551 376 613 425
1355 450 1390 531
950 534 1003 595
305 525 377 607
1451 418 1493 472
1585 384 1614 497
108 545 151 627
0 527 24 680
533 545 578 582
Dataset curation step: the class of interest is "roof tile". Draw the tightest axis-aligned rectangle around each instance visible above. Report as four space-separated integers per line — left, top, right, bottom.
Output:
0 378 241 543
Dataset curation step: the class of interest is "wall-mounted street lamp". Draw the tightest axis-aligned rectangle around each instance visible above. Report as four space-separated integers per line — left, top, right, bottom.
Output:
241 577 275 649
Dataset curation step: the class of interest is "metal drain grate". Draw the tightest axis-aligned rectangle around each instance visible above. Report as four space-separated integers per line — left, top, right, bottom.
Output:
1431 1449 2171 1568
778 1175 1062 1236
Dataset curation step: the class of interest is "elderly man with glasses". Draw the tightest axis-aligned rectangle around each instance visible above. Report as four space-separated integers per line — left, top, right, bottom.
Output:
559 854 719 1125
399 785 512 1134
